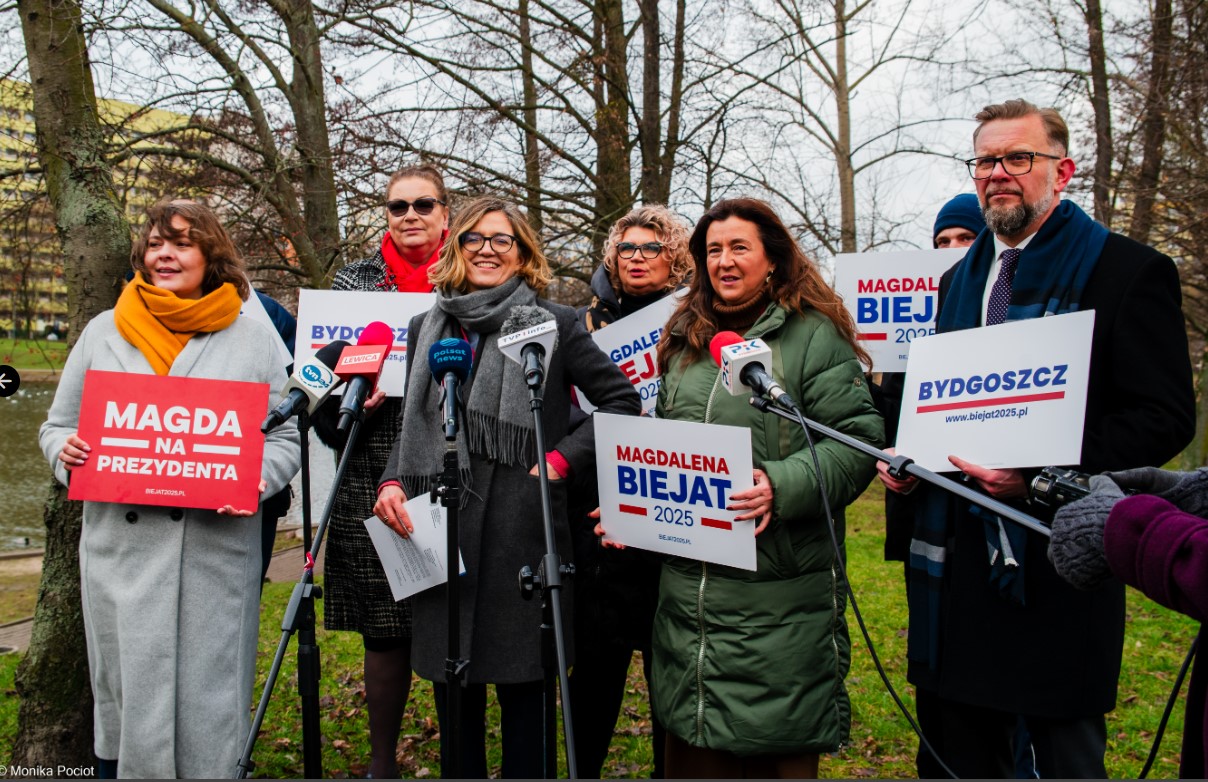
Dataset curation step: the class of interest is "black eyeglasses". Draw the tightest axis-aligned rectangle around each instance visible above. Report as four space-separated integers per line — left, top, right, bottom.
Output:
460 232 516 253
965 151 1063 180
616 241 664 259
385 197 446 217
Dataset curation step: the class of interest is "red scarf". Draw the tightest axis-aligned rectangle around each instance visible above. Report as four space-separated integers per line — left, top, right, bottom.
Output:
381 231 443 292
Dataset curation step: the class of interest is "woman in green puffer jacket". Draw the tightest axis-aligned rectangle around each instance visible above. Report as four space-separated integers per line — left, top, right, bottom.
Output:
652 198 884 778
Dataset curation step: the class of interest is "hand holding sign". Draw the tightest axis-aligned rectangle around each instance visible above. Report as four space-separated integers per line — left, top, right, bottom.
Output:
728 468 774 532
58 432 92 470
217 478 268 516
947 455 1028 499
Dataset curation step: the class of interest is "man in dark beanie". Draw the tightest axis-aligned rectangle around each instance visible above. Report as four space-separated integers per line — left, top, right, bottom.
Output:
932 192 986 249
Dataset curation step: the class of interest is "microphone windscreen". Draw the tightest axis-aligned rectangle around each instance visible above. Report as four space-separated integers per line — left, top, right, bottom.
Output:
502 305 555 337
709 331 744 366
312 340 350 369
428 338 473 382
358 320 394 346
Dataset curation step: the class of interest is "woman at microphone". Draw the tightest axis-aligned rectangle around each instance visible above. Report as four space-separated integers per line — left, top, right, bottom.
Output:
649 198 882 778
571 204 692 778
39 199 300 778
373 195 641 777
315 163 447 778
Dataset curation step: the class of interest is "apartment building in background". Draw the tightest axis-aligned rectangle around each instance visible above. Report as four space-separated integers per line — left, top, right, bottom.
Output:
0 79 189 336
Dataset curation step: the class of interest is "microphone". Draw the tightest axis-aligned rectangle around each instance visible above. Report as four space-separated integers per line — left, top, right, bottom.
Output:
708 330 800 412
499 306 558 389
428 338 473 439
261 340 349 433
335 321 393 432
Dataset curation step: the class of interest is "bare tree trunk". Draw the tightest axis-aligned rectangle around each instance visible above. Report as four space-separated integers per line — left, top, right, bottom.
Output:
279 0 342 284
1128 0 1174 244
654 0 686 205
638 0 660 204
13 0 131 766
593 0 633 249
834 0 856 253
519 0 543 232
1182 344 1208 469
1084 0 1114 227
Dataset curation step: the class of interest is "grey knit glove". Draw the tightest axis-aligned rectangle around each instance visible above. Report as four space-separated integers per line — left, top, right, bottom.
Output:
1107 466 1208 517
1048 475 1124 591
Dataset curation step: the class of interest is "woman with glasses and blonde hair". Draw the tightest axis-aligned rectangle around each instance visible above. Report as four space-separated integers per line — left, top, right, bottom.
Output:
570 204 692 777
40 199 300 778
373 195 640 777
313 163 448 778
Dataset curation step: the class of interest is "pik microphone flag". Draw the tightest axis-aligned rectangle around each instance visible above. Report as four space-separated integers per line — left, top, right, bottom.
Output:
68 370 270 511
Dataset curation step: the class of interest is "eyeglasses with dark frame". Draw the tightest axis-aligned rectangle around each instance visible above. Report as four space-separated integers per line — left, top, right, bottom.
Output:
460 232 516 253
616 241 665 260
385 197 446 217
965 151 1063 180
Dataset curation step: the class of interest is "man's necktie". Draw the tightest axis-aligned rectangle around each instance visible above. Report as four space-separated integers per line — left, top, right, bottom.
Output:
986 248 1020 326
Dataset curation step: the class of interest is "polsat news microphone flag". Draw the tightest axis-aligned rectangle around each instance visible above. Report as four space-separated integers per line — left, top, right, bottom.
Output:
68 370 270 511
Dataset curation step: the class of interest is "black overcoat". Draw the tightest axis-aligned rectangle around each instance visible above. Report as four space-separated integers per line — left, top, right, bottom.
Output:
906 232 1195 718
382 299 642 683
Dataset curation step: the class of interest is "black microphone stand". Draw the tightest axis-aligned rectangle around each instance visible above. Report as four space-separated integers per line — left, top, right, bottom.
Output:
235 410 368 778
433 375 468 780
749 397 1051 537
517 372 578 780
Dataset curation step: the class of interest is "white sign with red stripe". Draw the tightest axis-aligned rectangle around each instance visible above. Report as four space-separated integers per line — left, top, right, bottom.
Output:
594 412 756 570
894 310 1094 471
833 248 963 372
295 289 436 397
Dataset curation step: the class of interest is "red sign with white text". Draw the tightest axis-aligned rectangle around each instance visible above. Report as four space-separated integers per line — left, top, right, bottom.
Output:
68 370 269 511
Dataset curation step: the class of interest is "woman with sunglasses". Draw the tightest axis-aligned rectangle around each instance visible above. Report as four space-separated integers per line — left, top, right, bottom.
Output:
570 205 692 777
313 164 448 779
373 195 641 777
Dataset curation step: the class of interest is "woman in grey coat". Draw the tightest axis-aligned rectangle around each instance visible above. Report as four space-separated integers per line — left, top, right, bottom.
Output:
40 199 300 778
373 196 641 777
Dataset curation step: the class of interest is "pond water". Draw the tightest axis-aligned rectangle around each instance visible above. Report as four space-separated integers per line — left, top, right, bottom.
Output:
1 381 56 551
0 380 336 553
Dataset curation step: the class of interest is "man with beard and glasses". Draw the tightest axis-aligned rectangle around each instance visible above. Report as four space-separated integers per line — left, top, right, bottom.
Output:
883 99 1194 778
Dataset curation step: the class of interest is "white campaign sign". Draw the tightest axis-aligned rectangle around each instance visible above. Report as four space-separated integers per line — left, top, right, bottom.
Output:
578 290 684 416
894 310 1095 471
296 289 435 397
833 249 964 372
594 412 756 570
362 494 465 602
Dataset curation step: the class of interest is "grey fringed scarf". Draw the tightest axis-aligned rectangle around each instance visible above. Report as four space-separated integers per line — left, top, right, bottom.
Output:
398 276 540 500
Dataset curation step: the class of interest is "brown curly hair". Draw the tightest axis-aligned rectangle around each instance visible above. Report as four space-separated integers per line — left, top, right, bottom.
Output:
130 199 249 300
659 197 869 373
601 204 693 294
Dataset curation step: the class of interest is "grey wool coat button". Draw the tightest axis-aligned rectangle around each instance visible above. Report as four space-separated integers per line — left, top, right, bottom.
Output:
170 509 184 521
125 511 138 523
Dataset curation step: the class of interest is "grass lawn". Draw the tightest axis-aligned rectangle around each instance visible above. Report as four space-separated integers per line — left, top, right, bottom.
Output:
0 338 68 371
0 482 1199 777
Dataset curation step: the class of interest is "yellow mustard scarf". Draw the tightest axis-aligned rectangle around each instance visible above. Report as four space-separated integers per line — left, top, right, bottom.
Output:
114 272 243 375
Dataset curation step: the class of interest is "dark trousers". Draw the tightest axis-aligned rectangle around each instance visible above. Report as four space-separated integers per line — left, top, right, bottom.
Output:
569 641 666 778
432 679 545 779
915 687 1107 778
